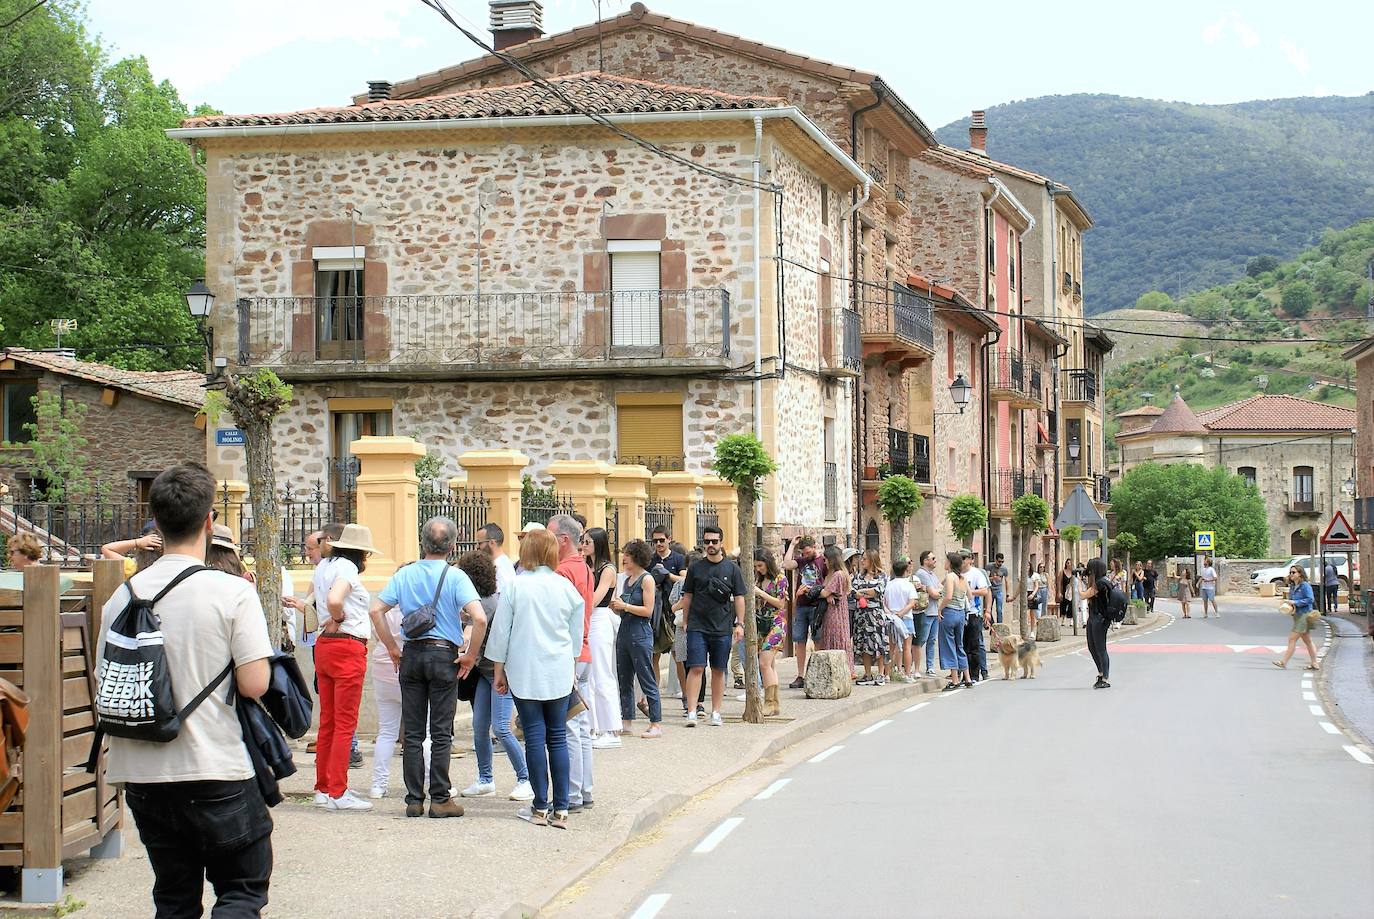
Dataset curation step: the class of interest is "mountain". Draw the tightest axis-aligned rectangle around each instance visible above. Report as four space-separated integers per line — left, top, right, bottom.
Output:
935 94 1374 314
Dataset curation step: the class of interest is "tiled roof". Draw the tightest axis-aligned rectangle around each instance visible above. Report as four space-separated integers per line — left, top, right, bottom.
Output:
1149 393 1209 435
1195 394 1357 433
1116 406 1165 418
183 73 783 129
2 349 205 410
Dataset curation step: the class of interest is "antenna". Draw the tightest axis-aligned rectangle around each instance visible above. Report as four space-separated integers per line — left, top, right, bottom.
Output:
50 318 77 350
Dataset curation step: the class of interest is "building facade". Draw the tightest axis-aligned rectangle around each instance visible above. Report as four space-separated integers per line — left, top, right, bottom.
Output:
1116 392 1357 558
1344 337 1373 600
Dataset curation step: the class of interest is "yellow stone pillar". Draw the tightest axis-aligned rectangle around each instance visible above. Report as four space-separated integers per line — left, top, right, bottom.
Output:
606 465 652 549
547 460 610 530
216 480 250 544
351 436 426 583
458 450 529 548
651 471 701 549
699 475 741 556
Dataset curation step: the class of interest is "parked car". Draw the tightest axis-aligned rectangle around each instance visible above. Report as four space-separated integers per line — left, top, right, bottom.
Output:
1251 555 1359 591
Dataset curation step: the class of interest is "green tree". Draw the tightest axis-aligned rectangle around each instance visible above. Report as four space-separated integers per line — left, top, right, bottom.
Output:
712 433 777 723
1246 255 1281 277
946 494 988 548
22 390 90 500
1110 462 1267 562
876 475 923 563
1060 525 1083 635
1009 494 1051 638
1133 290 1175 312
1281 280 1315 318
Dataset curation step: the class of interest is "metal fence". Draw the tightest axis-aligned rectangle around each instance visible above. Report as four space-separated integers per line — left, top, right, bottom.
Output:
990 469 1028 510
224 478 358 567
645 499 674 542
823 462 838 521
418 483 490 561
520 489 578 529
606 506 622 556
820 307 861 375
615 453 686 472
1 495 150 567
696 501 720 549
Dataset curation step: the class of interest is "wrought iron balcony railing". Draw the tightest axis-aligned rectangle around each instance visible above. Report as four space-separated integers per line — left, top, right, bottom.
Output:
1062 368 1098 404
866 161 888 187
1095 474 1112 504
860 283 935 353
876 427 931 484
1286 492 1318 514
615 453 686 473
824 462 839 521
819 307 861 375
991 469 1028 509
235 290 730 377
1354 496 1374 533
1073 280 1083 300
1062 271 1072 293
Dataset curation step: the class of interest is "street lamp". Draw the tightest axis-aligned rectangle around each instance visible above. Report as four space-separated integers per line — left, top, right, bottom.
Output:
185 279 221 384
1342 475 1356 497
935 373 974 417
1067 436 1080 461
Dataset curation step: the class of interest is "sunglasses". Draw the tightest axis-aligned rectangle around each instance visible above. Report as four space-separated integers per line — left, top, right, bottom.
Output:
703 538 722 546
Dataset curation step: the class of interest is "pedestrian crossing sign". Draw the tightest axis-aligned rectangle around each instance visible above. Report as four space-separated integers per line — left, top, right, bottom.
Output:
1194 531 1214 551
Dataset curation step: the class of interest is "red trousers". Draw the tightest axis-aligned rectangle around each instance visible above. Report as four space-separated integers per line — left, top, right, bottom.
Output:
314 636 367 798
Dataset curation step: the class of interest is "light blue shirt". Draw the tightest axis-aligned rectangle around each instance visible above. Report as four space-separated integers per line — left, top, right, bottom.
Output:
377 559 479 647
484 566 585 701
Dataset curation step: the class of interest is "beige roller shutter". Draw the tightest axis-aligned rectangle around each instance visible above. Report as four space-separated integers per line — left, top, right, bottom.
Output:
617 401 683 465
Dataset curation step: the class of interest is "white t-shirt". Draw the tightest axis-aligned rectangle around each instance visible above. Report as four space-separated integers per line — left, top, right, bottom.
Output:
313 556 371 639
965 567 990 613
493 551 516 598
280 567 297 641
1199 566 1218 589
370 605 403 680
98 554 273 784
914 566 942 614
884 577 917 617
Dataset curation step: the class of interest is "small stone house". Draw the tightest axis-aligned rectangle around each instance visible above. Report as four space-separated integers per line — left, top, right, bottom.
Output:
1344 336 1373 599
0 348 206 500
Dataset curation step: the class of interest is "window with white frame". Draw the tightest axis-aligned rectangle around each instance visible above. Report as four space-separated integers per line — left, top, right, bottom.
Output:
609 240 661 348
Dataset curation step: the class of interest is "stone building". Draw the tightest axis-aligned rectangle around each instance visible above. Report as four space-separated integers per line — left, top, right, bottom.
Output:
173 72 870 543
1115 392 1356 558
1342 336 1372 598
0 348 205 501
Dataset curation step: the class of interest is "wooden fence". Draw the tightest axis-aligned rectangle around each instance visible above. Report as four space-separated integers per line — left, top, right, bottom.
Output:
0 559 123 902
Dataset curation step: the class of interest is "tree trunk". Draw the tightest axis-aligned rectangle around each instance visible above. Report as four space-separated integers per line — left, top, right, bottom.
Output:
231 405 284 651
740 492 763 723
1015 526 1028 639
1069 540 1080 637
890 518 906 563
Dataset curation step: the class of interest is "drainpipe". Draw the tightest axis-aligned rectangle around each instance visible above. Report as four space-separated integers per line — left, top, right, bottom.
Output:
849 91 882 539
981 325 1002 556
753 115 764 529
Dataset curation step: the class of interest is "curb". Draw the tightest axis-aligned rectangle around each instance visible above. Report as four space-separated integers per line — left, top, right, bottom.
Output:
1314 614 1373 750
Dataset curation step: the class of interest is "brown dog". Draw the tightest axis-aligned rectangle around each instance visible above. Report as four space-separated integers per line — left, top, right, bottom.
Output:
997 635 1041 680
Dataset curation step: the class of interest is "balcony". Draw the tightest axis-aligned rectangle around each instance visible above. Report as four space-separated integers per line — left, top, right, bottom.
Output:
861 283 935 365
1355 496 1374 533
824 462 839 521
988 349 1042 409
1073 280 1083 301
1038 410 1060 450
819 307 861 378
234 290 731 381
886 180 908 216
1062 271 1072 294
1095 474 1112 505
614 453 685 473
865 427 931 486
1286 492 1320 515
1062 368 1098 405
990 468 1028 514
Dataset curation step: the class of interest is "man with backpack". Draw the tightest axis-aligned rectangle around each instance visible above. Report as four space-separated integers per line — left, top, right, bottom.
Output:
1079 556 1125 689
96 463 276 916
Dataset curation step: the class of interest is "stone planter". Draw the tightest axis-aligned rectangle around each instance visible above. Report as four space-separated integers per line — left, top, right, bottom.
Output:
1035 615 1060 641
804 650 853 700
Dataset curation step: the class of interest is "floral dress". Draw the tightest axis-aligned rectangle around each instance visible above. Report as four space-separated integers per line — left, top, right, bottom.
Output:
818 570 853 664
756 574 787 652
850 570 889 659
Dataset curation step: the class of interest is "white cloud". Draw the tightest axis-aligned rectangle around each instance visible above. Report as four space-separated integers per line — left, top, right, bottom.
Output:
1199 10 1261 49
1202 15 1227 44
1279 38 1310 75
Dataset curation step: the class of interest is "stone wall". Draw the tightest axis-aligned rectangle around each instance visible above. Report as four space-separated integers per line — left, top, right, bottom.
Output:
907 158 985 305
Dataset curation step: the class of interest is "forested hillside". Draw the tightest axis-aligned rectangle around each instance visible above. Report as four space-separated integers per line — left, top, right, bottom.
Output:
936 94 1374 314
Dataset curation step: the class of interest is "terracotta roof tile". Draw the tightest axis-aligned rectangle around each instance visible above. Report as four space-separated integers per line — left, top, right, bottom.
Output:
3 349 205 410
1195 394 1357 432
1115 406 1166 418
1149 393 1209 435
184 73 784 129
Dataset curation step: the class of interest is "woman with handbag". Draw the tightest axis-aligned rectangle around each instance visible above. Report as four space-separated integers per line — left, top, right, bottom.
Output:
851 549 889 685
610 539 663 739
486 529 585 828
457 551 532 802
938 552 972 690
816 545 855 680
1274 565 1320 671
581 528 623 749
752 548 788 716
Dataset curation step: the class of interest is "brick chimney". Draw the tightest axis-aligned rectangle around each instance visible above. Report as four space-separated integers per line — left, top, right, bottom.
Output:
968 110 987 156
490 1 544 51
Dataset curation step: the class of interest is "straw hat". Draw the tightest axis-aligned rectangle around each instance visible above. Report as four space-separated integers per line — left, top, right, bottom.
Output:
329 523 377 554
210 524 240 554
842 547 862 562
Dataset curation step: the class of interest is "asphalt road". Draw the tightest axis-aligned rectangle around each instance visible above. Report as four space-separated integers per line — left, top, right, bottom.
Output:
622 601 1374 919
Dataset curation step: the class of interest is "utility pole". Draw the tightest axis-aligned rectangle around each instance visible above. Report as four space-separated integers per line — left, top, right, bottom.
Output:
1366 258 1373 321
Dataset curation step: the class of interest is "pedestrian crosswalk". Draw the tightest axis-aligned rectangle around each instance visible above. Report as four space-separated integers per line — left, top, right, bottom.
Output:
1109 643 1290 654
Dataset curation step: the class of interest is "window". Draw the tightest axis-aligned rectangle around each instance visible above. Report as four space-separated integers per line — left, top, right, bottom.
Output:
616 393 683 470
969 342 978 388
1238 466 1257 488
865 519 880 552
1008 232 1017 289
948 447 956 486
946 330 955 383
985 209 996 274
314 247 365 360
609 241 662 348
1292 466 1314 510
969 452 978 492
331 409 391 496
819 258 832 310
1291 531 1308 555
1 381 37 443
820 183 829 226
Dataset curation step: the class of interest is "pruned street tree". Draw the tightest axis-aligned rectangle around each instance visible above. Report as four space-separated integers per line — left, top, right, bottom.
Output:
1061 525 1083 635
876 475 922 563
946 494 989 549
1010 493 1051 639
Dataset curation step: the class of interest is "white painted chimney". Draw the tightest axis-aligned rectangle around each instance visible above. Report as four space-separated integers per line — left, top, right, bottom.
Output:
490 1 544 51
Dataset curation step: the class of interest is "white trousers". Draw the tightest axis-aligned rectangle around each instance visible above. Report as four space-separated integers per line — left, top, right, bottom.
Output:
568 661 594 805
588 608 620 734
371 672 401 788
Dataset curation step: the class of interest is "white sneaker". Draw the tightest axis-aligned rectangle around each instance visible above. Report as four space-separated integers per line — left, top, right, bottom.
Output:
313 791 329 807
326 790 373 811
709 711 723 727
735 693 746 702
685 711 698 727
509 780 535 801
591 733 622 750
369 785 386 800
461 781 496 798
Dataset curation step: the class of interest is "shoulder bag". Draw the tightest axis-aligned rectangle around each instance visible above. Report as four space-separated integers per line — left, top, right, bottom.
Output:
401 564 451 640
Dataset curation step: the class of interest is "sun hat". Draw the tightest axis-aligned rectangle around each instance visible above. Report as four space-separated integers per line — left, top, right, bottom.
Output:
842 547 861 562
210 524 240 554
517 522 546 538
329 523 377 554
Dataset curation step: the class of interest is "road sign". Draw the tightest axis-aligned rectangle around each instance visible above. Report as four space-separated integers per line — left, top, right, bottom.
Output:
1320 510 1358 546
1194 531 1214 551
215 428 245 447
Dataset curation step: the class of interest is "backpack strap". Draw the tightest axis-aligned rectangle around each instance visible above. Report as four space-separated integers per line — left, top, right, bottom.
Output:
430 563 450 609
149 564 211 604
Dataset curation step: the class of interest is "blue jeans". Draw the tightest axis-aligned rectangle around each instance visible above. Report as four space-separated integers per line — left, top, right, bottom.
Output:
617 615 661 723
513 695 570 813
939 607 968 671
922 607 938 670
472 673 527 786
991 589 1004 624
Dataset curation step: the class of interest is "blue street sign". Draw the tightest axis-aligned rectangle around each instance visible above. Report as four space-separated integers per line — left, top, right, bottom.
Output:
216 428 245 446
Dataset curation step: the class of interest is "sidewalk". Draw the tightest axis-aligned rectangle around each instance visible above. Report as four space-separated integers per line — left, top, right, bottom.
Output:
28 613 1166 918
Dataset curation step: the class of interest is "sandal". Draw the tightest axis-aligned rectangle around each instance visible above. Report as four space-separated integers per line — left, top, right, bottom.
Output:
640 725 662 739
1272 661 1286 669
1304 665 1320 671
942 682 958 692
637 699 649 717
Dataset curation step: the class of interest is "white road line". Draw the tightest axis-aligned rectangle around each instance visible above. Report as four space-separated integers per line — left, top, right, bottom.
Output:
1319 722 1340 734
904 701 931 713
1343 746 1374 765
630 893 671 919
808 745 844 763
754 779 791 800
1309 704 1324 716
860 719 893 735
1303 691 1317 701
693 817 744 853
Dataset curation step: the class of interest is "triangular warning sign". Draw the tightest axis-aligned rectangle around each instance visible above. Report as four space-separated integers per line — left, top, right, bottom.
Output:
1321 510 1358 546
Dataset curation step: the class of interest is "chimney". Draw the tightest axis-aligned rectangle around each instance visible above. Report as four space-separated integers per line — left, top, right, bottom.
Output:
968 110 987 156
367 81 392 102
490 1 544 51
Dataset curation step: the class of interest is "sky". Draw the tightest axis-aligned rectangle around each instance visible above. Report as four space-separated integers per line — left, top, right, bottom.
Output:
85 0 1372 128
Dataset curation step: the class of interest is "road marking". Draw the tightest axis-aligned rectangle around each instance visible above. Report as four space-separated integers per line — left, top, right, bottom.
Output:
860 719 893 735
1343 746 1374 765
808 745 844 763
1319 722 1340 734
630 894 671 919
904 701 931 713
693 817 744 853
1303 691 1317 701
754 779 791 800
1309 705 1324 716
